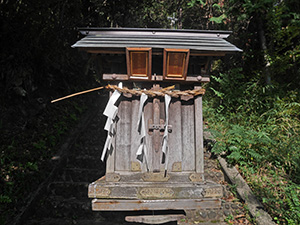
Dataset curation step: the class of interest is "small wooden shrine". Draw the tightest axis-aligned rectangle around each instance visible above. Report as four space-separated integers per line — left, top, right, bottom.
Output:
72 27 241 224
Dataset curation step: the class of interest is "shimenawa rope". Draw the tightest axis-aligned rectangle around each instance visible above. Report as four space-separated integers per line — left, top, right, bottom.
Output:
51 85 205 103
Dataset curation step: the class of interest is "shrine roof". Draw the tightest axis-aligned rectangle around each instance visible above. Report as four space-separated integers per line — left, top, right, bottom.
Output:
72 27 242 53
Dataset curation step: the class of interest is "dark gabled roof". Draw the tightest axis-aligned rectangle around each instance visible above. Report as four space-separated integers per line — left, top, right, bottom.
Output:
72 27 242 53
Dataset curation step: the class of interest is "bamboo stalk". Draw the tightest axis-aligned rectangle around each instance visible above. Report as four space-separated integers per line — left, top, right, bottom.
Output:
51 86 104 103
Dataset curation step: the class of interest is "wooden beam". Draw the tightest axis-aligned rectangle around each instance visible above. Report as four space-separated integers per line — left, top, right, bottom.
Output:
190 51 226 56
80 48 226 57
102 74 210 83
92 199 221 211
81 48 125 54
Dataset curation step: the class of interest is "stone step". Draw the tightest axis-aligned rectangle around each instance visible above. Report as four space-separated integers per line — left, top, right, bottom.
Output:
204 170 224 183
46 182 90 199
30 195 98 220
65 155 105 170
29 197 183 224
55 168 105 183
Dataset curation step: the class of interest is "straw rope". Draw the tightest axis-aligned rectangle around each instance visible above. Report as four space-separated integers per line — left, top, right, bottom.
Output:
51 84 205 103
107 84 205 98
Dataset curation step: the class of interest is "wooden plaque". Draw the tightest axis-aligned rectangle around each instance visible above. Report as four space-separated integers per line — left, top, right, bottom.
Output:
163 49 190 80
126 47 152 80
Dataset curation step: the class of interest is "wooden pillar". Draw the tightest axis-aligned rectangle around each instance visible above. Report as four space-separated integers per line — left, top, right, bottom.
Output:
115 98 132 171
152 84 161 172
194 86 204 179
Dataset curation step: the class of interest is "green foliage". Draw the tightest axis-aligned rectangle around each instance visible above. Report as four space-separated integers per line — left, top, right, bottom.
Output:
209 14 227 24
212 124 271 165
284 186 300 224
205 64 300 223
187 0 206 8
225 214 234 224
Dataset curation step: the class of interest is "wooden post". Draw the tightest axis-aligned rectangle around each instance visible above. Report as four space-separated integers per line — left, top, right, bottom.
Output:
194 86 204 179
152 84 161 172
115 98 132 171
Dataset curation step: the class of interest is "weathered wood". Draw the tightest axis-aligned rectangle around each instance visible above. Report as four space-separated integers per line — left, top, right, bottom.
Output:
168 99 182 171
90 172 220 185
125 214 185 224
144 99 153 172
181 99 195 171
194 86 204 177
102 74 210 83
89 185 222 199
189 51 226 56
115 98 131 171
89 173 223 199
72 27 241 216
92 198 221 211
186 76 210 82
150 84 162 172
130 98 142 171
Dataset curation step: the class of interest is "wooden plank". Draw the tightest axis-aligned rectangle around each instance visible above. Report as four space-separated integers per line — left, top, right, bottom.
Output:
82 47 125 54
130 98 142 171
194 86 204 176
115 98 132 171
92 198 221 211
89 185 222 199
168 99 182 171
190 51 226 56
181 99 195 171
144 99 153 172
125 214 185 224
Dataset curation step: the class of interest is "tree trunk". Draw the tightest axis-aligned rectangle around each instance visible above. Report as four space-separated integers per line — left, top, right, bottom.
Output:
258 16 272 85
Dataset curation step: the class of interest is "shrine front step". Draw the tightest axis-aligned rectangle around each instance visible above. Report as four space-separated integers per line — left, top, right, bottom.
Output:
88 173 223 213
89 173 223 199
92 199 221 211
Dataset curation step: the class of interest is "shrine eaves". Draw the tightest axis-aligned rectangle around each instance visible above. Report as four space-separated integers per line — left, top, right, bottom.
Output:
72 27 242 83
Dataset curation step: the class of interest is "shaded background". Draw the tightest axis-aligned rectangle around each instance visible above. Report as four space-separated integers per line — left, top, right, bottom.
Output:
1 0 300 224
